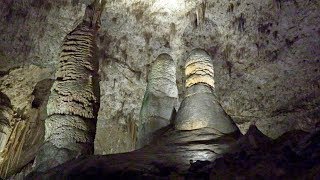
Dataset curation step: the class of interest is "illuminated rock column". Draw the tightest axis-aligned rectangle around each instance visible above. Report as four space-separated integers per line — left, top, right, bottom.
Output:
137 54 178 148
175 49 239 135
34 0 104 172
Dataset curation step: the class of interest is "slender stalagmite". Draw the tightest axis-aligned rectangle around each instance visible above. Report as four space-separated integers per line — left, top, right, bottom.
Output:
175 49 240 135
33 0 105 172
137 54 178 148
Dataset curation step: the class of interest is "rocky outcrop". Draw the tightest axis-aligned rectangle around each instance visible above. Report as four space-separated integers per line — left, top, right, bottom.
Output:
27 126 320 179
187 127 320 179
33 1 104 172
0 66 52 179
137 53 178 148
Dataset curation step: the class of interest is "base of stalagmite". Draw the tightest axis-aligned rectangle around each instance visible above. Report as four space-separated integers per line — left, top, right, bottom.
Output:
27 126 320 179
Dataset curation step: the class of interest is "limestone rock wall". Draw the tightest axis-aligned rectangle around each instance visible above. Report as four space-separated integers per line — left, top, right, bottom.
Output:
0 0 319 169
0 66 52 178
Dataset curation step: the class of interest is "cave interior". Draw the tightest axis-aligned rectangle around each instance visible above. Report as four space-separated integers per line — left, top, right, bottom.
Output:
0 0 319 179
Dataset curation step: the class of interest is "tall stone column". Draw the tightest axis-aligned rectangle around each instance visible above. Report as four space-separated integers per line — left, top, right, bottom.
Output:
175 49 240 135
137 54 178 148
33 0 105 172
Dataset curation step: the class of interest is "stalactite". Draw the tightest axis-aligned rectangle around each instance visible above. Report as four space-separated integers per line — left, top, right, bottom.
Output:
195 0 207 27
33 0 105 173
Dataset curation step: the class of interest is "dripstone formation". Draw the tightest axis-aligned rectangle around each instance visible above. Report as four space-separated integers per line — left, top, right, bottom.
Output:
33 0 104 172
28 49 244 179
153 49 242 165
137 53 178 148
27 48 319 179
175 49 240 134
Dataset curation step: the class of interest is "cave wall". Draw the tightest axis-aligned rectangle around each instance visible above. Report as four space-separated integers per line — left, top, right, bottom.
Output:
0 0 319 176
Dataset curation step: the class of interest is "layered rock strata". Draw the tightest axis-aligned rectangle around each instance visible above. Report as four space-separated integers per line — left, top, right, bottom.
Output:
33 0 104 172
137 54 178 148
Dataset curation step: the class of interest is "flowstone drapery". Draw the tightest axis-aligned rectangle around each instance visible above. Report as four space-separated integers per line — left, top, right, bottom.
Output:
33 0 104 172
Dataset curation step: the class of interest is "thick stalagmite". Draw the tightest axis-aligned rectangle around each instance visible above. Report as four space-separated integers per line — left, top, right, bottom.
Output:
27 49 244 179
137 54 178 148
175 49 240 134
33 0 104 172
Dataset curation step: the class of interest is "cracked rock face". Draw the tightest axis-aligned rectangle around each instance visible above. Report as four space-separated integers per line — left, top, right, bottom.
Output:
0 0 319 168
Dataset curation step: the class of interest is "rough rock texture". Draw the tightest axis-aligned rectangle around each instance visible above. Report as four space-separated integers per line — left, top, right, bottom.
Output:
0 66 52 179
175 49 239 134
33 1 103 173
137 53 178 148
28 45 243 178
27 126 320 179
0 92 13 153
187 126 320 179
184 49 215 88
0 0 319 170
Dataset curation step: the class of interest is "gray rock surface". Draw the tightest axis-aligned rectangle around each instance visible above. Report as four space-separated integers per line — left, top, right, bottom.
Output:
137 53 178 148
28 125 242 179
27 126 320 179
175 49 240 137
0 0 319 166
0 66 51 178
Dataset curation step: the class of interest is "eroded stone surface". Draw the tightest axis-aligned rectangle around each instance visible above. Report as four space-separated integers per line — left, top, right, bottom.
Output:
175 49 240 135
0 0 319 158
137 53 178 148
185 49 215 88
0 66 52 178
27 126 320 179
33 1 103 173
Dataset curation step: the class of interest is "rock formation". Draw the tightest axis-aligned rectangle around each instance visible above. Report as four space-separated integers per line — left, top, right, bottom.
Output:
0 92 29 179
0 92 12 155
27 49 243 179
137 53 178 148
27 124 320 179
33 0 104 172
0 68 52 179
0 0 319 178
175 49 240 135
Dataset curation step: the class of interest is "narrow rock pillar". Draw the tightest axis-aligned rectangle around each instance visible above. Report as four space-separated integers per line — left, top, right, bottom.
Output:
137 54 178 148
33 0 105 172
175 49 240 135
